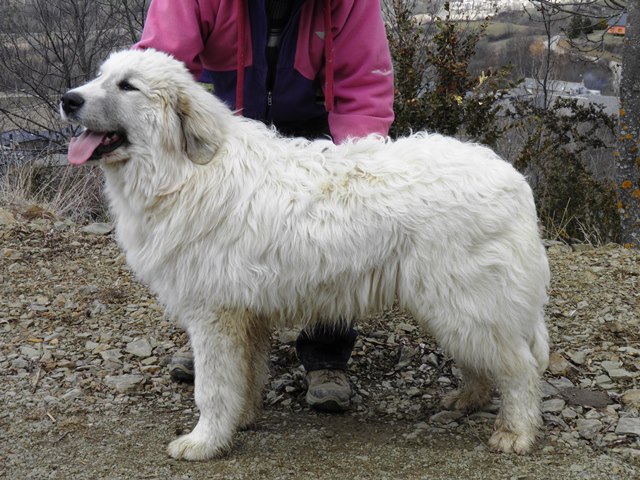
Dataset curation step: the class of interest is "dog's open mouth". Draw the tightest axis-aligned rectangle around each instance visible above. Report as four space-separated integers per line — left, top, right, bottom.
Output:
68 130 127 165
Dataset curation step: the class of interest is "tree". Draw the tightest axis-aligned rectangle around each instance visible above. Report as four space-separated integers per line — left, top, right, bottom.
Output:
615 2 640 247
527 1 639 245
567 13 584 39
0 0 149 153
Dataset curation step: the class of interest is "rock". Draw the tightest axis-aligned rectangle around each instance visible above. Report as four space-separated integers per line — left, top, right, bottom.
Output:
600 360 621 373
429 410 463 424
615 417 640 436
277 328 300 344
541 380 560 397
543 414 569 430
19 346 41 359
548 353 571 376
620 389 640 408
104 374 144 393
594 374 614 389
395 345 415 370
561 407 579 420
576 419 602 440
60 388 83 402
100 349 123 362
406 387 421 397
607 368 634 380
126 338 153 358
567 350 588 365
396 322 417 333
542 398 566 413
560 387 613 409
81 222 114 235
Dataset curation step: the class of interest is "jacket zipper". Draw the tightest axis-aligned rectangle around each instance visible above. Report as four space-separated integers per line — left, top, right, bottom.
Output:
265 0 305 122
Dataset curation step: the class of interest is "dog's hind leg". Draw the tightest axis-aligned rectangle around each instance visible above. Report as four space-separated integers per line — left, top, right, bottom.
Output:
448 326 543 454
167 309 267 460
442 368 492 413
413 304 546 455
487 311 548 454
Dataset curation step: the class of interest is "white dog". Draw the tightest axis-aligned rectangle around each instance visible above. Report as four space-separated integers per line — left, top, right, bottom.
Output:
60 49 550 460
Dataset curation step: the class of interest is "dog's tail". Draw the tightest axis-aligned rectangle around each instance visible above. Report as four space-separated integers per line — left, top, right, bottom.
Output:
530 318 550 375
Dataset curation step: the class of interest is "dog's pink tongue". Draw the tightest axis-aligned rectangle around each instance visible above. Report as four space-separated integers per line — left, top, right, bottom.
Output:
68 130 106 165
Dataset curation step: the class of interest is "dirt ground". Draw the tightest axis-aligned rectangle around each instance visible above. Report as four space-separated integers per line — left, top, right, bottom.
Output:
1 209 639 479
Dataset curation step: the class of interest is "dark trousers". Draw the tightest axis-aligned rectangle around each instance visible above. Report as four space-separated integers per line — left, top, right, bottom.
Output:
296 322 358 371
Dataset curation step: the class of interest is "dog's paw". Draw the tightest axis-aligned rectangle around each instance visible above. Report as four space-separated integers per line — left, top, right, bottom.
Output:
442 388 490 413
167 431 230 461
487 429 534 455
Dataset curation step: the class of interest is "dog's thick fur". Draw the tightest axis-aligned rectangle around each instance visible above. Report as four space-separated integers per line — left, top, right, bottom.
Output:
61 49 550 460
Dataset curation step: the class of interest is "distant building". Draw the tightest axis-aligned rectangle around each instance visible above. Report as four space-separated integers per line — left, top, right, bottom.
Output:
509 78 619 116
607 12 627 36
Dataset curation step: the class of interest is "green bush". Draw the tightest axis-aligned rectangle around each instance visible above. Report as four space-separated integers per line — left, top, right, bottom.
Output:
507 98 621 243
387 2 513 146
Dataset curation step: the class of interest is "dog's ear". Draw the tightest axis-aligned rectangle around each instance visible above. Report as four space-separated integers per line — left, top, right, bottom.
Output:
177 87 224 165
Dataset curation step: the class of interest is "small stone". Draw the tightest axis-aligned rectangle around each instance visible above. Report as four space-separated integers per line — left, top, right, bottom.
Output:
607 368 633 381
81 222 114 235
542 398 566 413
429 410 463 424
548 353 571 376
549 377 574 390
406 387 421 397
561 407 579 419
396 322 417 333
620 389 640 407
560 387 613 408
541 380 559 397
100 349 123 362
104 374 144 393
125 338 153 358
20 346 40 359
395 346 415 369
594 374 614 388
600 360 621 373
140 356 158 366
277 328 300 344
576 419 602 440
60 388 83 402
567 350 588 365
615 418 640 436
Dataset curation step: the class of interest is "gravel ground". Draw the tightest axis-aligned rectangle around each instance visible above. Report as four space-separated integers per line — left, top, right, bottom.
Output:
1 204 639 480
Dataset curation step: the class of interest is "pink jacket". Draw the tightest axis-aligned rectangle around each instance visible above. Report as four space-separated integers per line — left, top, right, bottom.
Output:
135 0 394 143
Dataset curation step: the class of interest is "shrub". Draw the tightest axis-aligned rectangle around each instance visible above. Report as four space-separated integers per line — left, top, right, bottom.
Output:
506 98 620 243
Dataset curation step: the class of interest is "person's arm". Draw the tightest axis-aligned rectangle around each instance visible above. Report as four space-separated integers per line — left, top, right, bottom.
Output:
328 0 395 143
133 0 214 80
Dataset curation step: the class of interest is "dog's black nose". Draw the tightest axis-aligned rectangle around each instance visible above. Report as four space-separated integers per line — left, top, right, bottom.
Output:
61 92 85 114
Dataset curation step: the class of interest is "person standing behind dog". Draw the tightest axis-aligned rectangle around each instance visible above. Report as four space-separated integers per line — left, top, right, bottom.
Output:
134 0 394 412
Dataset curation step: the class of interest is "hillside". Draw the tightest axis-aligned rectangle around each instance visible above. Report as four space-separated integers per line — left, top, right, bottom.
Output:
1 205 639 479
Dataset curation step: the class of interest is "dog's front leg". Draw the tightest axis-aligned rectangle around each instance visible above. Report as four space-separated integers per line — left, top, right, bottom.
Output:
167 310 251 460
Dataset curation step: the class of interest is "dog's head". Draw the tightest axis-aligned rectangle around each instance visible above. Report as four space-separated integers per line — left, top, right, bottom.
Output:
60 49 227 167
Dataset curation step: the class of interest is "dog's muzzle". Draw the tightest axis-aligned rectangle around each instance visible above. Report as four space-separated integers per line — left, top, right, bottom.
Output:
60 92 85 117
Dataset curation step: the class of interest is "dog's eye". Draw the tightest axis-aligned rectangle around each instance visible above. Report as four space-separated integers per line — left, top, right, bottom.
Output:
118 80 138 91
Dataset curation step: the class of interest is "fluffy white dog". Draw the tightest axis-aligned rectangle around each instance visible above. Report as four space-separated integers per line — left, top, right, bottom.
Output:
60 49 550 460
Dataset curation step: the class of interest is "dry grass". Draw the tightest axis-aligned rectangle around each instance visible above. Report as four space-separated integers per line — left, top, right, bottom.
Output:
0 152 108 223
